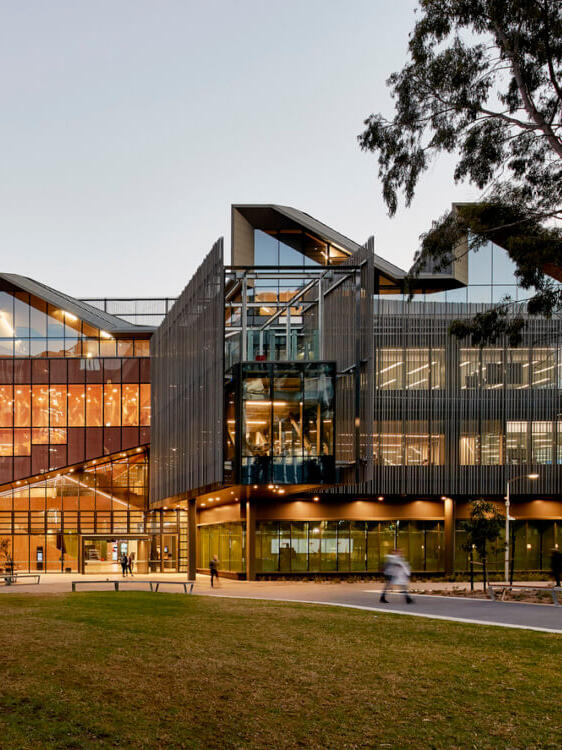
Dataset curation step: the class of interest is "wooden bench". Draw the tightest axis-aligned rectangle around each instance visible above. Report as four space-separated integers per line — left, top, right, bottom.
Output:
488 583 561 605
1 573 41 586
72 579 195 594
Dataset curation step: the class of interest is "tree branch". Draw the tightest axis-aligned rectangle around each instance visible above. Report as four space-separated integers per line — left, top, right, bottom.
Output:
493 22 562 158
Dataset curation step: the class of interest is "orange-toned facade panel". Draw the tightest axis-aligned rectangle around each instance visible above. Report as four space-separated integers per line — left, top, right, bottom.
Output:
0 355 151 485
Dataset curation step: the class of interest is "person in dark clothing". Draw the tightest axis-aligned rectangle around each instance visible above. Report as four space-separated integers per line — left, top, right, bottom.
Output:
550 548 562 587
209 555 219 588
127 553 134 576
120 553 128 577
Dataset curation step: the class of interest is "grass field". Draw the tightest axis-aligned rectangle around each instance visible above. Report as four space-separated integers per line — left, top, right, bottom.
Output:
0 593 559 749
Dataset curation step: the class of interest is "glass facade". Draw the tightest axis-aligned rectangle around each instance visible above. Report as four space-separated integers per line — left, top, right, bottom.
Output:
0 451 186 573
254 229 348 268
197 523 245 573
455 520 562 572
0 286 171 575
226 361 335 485
0 289 151 484
376 348 446 390
374 421 445 466
459 346 561 390
375 345 561 391
255 520 444 573
459 419 562 465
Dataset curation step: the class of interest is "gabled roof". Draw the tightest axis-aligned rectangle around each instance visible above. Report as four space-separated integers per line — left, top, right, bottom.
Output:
453 202 562 283
0 273 155 336
232 204 465 292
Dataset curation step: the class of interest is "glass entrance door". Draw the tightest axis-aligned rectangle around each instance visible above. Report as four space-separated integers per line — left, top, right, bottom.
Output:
82 537 149 574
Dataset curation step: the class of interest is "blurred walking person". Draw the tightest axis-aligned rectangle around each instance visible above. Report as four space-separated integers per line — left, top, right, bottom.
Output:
209 555 220 588
380 549 413 604
127 552 135 577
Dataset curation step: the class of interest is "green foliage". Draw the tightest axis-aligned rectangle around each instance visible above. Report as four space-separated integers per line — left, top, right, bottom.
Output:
360 0 562 345
462 499 505 560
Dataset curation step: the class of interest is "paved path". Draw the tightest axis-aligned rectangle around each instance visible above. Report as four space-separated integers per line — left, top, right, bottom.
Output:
1 574 561 634
204 581 562 634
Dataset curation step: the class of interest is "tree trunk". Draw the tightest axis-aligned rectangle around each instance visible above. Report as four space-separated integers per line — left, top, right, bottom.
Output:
482 555 487 593
469 548 474 592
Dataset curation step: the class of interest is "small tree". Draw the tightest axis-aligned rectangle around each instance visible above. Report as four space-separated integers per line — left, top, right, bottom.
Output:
462 499 504 590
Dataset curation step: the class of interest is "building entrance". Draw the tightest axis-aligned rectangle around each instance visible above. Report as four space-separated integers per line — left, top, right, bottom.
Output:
81 536 150 574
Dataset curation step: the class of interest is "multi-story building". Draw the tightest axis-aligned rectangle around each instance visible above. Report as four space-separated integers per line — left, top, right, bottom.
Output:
1 205 561 578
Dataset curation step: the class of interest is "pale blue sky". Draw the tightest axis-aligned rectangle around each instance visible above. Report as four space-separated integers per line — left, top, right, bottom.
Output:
0 0 477 297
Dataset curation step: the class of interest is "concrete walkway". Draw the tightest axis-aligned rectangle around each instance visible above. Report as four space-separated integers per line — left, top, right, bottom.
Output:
2 573 561 634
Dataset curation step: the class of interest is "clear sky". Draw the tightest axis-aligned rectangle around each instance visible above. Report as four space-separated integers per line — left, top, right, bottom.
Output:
1 0 479 298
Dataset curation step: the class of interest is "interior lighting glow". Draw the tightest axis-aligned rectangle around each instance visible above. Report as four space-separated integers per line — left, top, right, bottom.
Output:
406 378 429 388
245 401 288 406
407 363 430 376
63 311 78 322
379 361 402 374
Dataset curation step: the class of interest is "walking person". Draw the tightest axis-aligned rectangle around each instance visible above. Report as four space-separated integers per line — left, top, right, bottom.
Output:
120 552 128 577
380 548 413 604
127 552 135 577
209 554 219 588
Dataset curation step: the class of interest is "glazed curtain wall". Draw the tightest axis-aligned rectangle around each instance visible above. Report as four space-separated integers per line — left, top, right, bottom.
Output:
454 520 562 573
256 520 444 574
0 452 178 573
376 345 561 391
0 357 150 484
228 361 336 485
197 522 245 573
0 289 149 359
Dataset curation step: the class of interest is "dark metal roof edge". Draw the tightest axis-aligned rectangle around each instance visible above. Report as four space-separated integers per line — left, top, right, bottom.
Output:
231 203 411 283
0 273 155 335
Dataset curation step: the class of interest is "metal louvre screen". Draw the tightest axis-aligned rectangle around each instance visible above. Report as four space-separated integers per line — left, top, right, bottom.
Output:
323 238 374 485
368 299 562 497
149 239 224 505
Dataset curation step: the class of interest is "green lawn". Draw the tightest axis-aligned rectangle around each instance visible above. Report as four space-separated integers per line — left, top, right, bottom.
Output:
0 593 559 749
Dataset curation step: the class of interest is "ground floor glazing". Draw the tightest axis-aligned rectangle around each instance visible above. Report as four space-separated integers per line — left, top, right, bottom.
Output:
198 519 562 575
